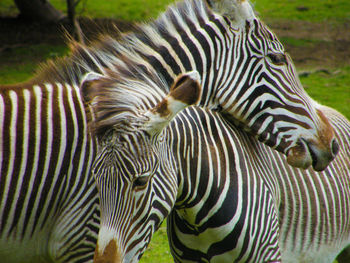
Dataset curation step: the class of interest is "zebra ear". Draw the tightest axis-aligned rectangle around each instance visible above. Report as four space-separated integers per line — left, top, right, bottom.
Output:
80 72 104 103
207 0 255 25
144 71 201 135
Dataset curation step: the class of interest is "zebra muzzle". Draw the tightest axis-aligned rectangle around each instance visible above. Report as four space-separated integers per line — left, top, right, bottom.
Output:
305 138 339 172
286 137 339 172
286 107 340 172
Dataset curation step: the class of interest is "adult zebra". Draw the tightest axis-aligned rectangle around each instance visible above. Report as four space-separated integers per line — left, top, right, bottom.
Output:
41 0 337 171
0 0 340 262
84 73 350 263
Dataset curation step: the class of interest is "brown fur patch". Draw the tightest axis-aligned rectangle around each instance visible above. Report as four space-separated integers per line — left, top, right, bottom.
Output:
152 98 170 117
94 240 121 263
317 108 335 145
170 76 201 106
286 142 311 169
81 77 101 104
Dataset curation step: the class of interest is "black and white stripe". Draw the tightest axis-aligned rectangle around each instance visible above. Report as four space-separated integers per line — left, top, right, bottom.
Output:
170 105 350 263
0 83 99 262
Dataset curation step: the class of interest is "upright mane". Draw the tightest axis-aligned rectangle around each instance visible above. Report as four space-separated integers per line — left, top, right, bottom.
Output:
83 61 168 137
32 0 214 86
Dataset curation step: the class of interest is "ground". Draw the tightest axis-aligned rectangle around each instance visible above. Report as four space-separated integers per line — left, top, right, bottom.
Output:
271 20 350 68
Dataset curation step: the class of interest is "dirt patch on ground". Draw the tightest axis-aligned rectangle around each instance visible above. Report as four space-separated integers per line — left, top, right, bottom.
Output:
269 20 350 68
0 16 349 69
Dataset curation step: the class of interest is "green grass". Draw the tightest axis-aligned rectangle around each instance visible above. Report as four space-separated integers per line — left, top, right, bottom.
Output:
0 44 68 84
53 0 175 21
142 223 172 262
279 37 326 48
301 67 350 119
254 0 350 23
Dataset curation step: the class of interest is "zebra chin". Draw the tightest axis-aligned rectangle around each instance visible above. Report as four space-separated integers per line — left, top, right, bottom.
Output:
93 241 145 263
286 108 339 171
286 137 339 171
93 229 148 263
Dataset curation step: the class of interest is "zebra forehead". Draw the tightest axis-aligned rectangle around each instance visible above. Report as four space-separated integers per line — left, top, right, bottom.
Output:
98 132 157 167
85 72 167 135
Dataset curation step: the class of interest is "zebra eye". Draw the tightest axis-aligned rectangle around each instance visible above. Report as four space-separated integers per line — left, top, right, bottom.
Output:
267 53 287 65
133 174 151 188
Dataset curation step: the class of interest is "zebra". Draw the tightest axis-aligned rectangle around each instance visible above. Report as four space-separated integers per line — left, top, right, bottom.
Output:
0 82 100 262
0 0 340 261
84 72 350 263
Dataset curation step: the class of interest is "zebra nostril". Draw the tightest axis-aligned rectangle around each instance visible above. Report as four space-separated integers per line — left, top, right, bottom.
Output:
331 138 339 157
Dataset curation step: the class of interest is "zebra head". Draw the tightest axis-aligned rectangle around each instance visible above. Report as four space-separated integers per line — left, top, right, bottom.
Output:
82 71 201 263
205 0 338 171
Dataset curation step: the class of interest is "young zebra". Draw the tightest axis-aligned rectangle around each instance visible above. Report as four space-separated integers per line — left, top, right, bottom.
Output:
84 71 350 263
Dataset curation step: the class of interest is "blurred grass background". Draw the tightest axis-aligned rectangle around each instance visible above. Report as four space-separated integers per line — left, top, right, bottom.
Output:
0 0 349 262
